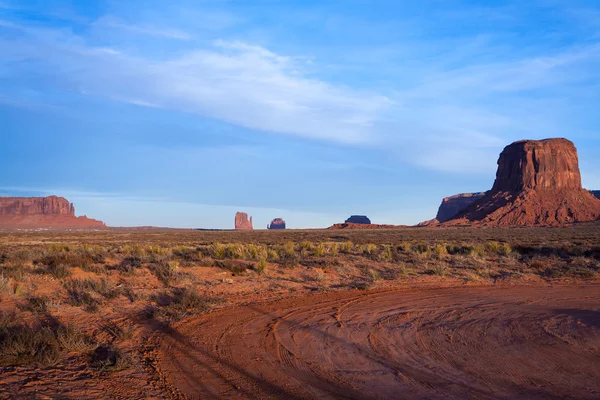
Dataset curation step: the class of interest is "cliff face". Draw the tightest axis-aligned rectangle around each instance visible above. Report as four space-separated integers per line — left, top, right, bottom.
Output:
491 138 582 192
446 138 600 226
235 212 253 230
435 193 486 223
0 196 75 216
0 196 105 228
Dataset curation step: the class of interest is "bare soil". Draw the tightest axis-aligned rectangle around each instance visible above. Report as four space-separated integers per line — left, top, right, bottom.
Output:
157 284 600 399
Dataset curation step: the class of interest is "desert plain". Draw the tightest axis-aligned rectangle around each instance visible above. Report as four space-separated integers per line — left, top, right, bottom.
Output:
0 225 599 399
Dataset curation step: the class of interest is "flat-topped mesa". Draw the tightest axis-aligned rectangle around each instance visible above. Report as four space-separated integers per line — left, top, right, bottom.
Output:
267 218 286 230
345 215 371 224
435 193 486 223
0 196 75 216
0 196 105 228
592 191 600 200
492 138 582 193
234 212 253 230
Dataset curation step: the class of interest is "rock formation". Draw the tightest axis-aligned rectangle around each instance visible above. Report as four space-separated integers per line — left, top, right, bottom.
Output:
0 196 105 228
435 193 486 223
267 218 286 230
344 215 371 224
591 191 600 200
446 138 600 226
328 222 405 229
234 212 253 230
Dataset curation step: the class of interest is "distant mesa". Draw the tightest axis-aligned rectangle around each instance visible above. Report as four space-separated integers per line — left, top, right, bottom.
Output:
234 212 253 230
592 190 600 200
423 138 600 226
328 222 405 230
345 215 371 224
267 218 286 230
0 196 105 228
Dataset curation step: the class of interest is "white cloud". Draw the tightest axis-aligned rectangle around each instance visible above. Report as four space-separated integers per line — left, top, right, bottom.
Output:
0 21 391 145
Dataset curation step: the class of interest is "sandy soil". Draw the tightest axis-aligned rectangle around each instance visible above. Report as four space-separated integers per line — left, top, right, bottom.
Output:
157 284 600 399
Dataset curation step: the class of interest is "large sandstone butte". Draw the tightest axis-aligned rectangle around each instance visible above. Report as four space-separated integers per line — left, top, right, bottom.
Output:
234 212 253 230
447 138 600 226
0 196 105 228
267 218 286 230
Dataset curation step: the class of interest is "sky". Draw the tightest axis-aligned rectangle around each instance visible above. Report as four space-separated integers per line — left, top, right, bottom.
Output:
1 0 599 228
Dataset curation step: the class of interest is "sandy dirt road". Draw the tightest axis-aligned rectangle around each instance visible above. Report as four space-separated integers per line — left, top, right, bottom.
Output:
158 284 600 399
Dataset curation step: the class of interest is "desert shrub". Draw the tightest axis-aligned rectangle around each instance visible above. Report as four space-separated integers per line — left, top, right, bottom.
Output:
245 244 267 260
37 253 92 270
424 263 448 277
151 287 220 321
381 245 392 261
413 243 429 255
277 242 296 258
340 241 353 254
144 245 170 256
48 244 71 253
278 253 299 269
266 249 279 261
0 324 61 366
398 242 412 253
65 288 101 313
216 260 249 275
0 265 26 281
499 243 513 256
0 275 10 294
255 259 267 275
211 243 227 259
368 269 380 281
172 246 201 263
17 296 50 315
329 243 339 257
148 261 180 286
63 278 121 300
362 244 378 255
117 257 142 275
433 243 448 258
0 315 94 367
119 244 143 258
57 324 97 352
224 243 246 259
313 243 326 257
90 345 132 372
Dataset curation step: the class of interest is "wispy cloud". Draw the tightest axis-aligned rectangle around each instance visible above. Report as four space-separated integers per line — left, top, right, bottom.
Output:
0 21 391 144
94 16 192 40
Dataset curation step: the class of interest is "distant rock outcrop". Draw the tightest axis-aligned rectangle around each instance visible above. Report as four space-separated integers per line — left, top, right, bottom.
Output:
267 218 286 230
592 190 600 200
435 193 486 223
0 196 105 228
344 215 371 224
445 138 600 226
234 212 253 230
328 223 406 230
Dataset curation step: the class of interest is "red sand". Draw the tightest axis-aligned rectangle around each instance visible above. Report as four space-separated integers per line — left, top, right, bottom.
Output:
158 284 600 399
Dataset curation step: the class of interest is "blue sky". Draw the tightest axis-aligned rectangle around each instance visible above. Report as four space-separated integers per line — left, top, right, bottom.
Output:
1 0 599 228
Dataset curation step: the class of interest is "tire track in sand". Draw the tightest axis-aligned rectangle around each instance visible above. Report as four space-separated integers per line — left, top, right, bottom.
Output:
158 285 600 399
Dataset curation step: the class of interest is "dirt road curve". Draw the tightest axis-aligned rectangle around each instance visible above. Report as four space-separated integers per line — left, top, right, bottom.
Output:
158 285 600 399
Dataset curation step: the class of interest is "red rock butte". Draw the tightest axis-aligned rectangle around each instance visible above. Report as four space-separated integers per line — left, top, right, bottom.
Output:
234 212 253 230
446 138 600 226
0 196 105 228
